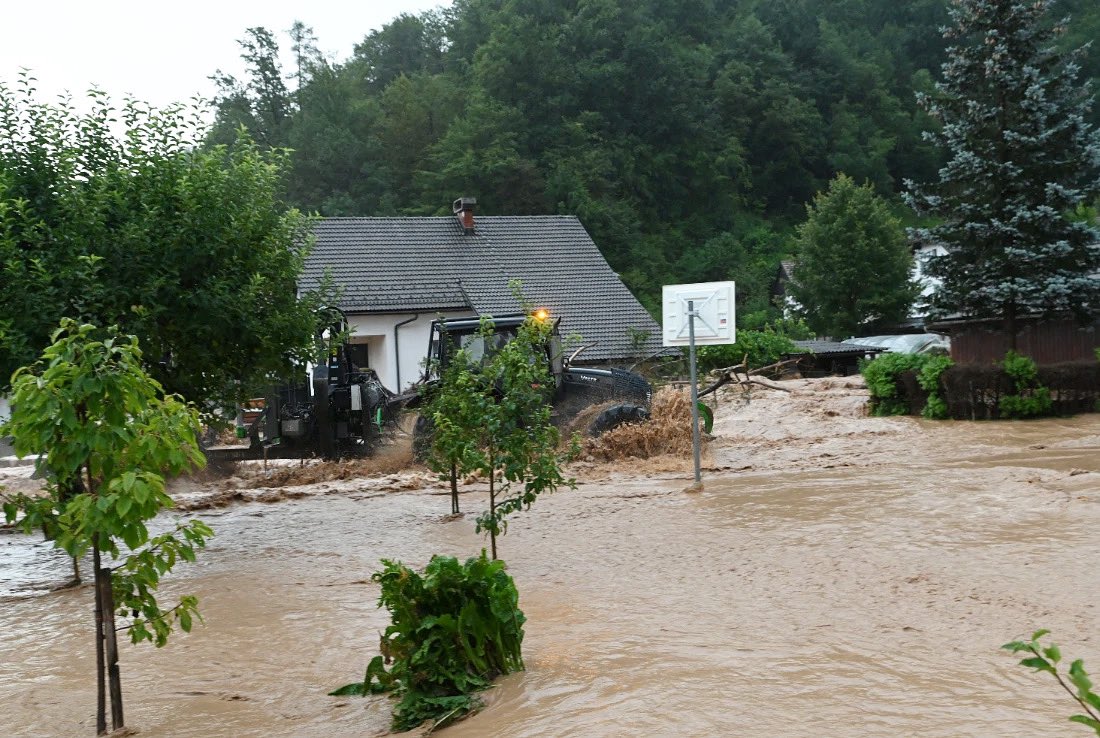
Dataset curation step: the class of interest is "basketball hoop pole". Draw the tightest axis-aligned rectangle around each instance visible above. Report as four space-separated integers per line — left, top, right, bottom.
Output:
687 300 702 484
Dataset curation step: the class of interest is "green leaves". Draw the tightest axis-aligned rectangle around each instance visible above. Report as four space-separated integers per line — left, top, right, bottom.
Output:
789 173 917 339
998 352 1054 419
696 327 800 372
3 321 213 642
112 522 213 647
0 83 327 408
423 312 575 558
860 352 930 416
1003 630 1100 735
335 553 525 731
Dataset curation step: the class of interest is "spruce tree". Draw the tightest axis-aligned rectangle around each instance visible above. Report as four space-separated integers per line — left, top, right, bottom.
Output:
906 0 1100 344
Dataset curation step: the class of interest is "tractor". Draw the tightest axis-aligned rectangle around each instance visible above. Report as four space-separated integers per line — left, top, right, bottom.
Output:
208 310 405 462
209 310 651 463
411 312 652 452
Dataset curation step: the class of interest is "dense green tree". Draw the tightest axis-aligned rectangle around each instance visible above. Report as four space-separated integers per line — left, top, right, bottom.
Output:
208 27 293 148
415 94 548 215
285 58 390 215
790 174 917 338
349 11 450 92
673 217 788 320
906 0 1100 343
0 82 325 408
378 73 464 207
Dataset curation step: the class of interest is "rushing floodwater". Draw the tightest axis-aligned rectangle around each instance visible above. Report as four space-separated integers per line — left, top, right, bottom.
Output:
2 409 1099 737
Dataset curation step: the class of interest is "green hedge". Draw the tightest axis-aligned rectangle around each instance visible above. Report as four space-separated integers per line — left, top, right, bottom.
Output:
861 352 1100 419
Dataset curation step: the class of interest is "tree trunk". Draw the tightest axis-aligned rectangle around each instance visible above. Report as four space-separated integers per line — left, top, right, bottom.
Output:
88 460 124 733
72 555 81 585
101 566 124 731
450 462 459 514
93 546 107 736
488 450 497 560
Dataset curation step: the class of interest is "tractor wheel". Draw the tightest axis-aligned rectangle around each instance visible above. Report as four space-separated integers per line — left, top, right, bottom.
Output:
587 403 649 437
412 413 435 460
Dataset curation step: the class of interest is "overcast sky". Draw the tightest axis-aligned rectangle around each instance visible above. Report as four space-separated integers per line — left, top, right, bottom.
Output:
2 1 450 109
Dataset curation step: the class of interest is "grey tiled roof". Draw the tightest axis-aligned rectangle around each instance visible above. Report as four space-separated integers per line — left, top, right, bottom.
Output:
301 215 663 363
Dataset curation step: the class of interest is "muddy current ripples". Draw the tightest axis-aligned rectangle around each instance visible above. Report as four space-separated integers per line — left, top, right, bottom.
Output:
2 383 1099 737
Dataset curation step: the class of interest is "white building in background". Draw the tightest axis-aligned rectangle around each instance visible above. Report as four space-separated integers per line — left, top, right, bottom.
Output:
911 237 947 319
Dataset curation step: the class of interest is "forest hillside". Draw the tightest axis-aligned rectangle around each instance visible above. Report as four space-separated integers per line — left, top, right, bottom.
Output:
207 0 1100 318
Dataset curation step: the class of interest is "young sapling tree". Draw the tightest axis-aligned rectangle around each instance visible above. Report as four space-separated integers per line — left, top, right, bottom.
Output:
423 312 574 558
0 320 213 735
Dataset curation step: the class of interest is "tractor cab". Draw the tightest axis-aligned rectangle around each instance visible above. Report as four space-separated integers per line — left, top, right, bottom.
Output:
424 313 564 384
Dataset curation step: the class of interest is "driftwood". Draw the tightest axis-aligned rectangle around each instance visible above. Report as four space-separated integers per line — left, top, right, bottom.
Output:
697 357 800 398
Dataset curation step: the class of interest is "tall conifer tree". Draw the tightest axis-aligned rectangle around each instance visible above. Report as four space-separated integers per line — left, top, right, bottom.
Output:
906 0 1100 343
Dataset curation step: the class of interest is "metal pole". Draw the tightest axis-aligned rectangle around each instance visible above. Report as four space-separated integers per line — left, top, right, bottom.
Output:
687 300 702 484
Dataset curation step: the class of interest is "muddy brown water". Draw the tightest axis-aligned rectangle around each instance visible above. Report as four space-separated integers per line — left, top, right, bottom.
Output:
2 384 1099 737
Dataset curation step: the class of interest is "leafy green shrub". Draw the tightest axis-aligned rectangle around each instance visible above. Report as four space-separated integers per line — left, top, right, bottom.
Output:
697 328 798 372
332 552 525 732
1003 630 1100 734
999 351 1053 418
916 355 954 419
860 352 929 416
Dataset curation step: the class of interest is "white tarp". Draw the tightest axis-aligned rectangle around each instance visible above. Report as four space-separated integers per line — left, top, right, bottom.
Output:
846 334 950 354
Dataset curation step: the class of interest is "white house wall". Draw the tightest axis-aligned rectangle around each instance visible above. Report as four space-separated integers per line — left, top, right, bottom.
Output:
347 310 475 392
0 396 10 456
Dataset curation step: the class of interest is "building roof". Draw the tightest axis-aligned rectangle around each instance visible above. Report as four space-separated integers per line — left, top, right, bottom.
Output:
788 340 886 356
300 215 663 363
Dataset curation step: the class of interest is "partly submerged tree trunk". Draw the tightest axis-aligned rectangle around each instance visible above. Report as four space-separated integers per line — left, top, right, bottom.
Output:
101 565 124 731
488 449 497 560
450 462 460 514
93 545 107 736
94 556 124 732
89 460 124 734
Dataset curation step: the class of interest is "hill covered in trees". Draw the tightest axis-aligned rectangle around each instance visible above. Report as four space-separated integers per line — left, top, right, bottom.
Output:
208 0 1100 320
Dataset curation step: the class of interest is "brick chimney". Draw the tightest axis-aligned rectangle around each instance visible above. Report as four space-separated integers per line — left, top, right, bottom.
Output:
453 197 476 235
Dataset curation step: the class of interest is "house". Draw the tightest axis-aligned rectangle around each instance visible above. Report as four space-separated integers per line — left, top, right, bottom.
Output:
770 260 800 318
299 199 664 392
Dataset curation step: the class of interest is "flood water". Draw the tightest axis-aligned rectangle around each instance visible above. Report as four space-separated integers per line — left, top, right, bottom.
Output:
2 383 1099 737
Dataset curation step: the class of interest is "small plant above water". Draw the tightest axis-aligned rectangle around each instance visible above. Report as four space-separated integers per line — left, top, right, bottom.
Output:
999 351 1053 419
1003 630 1100 734
916 354 953 419
332 552 525 732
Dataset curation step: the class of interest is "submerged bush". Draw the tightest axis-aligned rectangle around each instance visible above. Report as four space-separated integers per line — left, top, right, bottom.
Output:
999 351 1053 418
861 352 930 416
916 355 954 419
332 552 525 731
